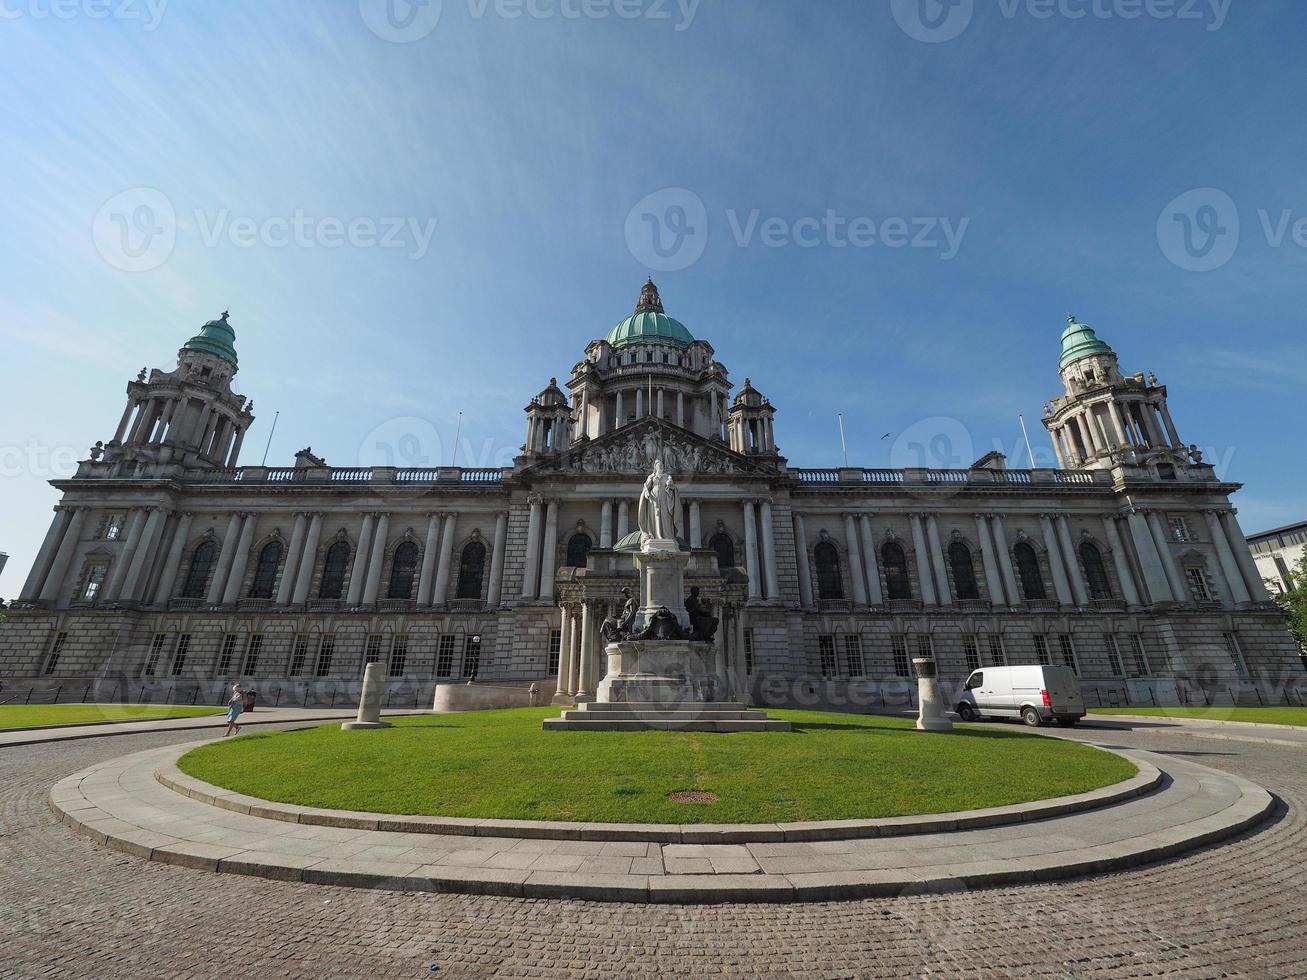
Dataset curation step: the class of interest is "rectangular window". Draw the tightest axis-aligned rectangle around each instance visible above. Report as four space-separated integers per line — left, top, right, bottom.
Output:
82 566 106 602
142 633 167 677
314 635 336 677
364 633 383 665
1127 635 1151 677
548 628 562 675
891 636 911 677
986 634 1006 667
843 635 865 678
461 635 481 678
1170 516 1190 542
1224 633 1249 680
170 634 191 676
818 635 838 677
963 637 980 673
243 635 263 676
1033 635 1050 666
743 629 754 675
1103 634 1124 677
1186 568 1211 601
389 635 409 678
916 636 934 661
43 631 69 675
289 635 310 676
216 633 239 675
436 635 455 677
1057 634 1078 673
105 515 122 540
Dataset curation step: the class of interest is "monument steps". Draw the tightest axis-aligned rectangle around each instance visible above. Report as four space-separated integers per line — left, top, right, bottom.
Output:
545 701 792 732
542 717 792 732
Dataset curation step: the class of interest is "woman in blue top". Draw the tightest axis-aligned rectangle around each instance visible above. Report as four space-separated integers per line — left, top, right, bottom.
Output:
224 684 244 737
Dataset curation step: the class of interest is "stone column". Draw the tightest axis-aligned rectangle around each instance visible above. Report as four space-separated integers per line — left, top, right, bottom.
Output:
520 496 543 599
909 514 938 606
221 513 257 605
1125 510 1172 604
990 513 1020 606
617 499 630 539
292 513 324 605
734 609 749 696
127 400 154 444
974 514 1005 605
1050 429 1067 469
676 390 684 427
153 511 193 604
432 512 458 608
615 390 624 428
576 601 596 701
1101 516 1142 607
276 514 309 606
1159 401 1182 448
360 513 390 604
538 499 560 601
37 508 87 605
154 398 178 443
21 508 72 601
689 500 702 547
417 513 442 606
555 605 573 698
925 515 952 605
1138 402 1165 448
1104 401 1128 447
578 387 589 439
859 515 883 607
1220 510 1272 602
120 506 165 602
207 513 244 605
341 662 391 730
759 499 780 600
112 400 136 444
487 510 508 608
793 512 814 609
1039 513 1073 605
346 513 376 606
568 606 583 695
635 387 643 419
600 500 614 548
1146 511 1187 603
656 388 664 418
743 500 761 601
227 427 246 467
1056 516 1089 606
843 513 868 607
1203 510 1249 606
102 508 146 601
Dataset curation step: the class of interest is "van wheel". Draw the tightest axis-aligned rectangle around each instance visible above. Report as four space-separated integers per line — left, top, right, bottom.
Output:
958 703 979 722
1056 718 1078 727
1021 707 1042 727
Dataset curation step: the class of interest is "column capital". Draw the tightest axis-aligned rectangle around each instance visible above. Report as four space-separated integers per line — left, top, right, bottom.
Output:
527 492 544 506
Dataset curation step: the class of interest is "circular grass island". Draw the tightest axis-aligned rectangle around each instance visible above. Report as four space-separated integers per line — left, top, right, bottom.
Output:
179 708 1135 824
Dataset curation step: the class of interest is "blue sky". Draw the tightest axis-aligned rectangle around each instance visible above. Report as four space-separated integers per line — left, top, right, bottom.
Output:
2 0 1305 596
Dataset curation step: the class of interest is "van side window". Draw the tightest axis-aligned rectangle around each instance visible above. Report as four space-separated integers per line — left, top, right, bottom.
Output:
966 671 983 690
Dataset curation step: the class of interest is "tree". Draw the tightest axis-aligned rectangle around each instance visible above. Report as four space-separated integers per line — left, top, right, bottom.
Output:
1270 552 1307 655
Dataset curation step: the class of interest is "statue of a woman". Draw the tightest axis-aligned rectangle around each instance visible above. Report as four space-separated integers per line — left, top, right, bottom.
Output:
638 457 681 542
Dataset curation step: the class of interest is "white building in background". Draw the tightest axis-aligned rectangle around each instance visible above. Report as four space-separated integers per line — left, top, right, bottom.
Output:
0 281 1302 706
1248 521 1307 595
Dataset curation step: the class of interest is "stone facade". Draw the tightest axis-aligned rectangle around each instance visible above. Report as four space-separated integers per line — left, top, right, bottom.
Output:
2 286 1303 708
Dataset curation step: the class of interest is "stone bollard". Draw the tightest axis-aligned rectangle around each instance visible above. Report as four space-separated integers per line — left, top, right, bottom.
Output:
341 662 393 730
912 657 954 732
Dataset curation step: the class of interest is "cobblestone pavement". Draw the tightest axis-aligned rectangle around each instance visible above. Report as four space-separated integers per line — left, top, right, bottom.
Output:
1 724 1304 979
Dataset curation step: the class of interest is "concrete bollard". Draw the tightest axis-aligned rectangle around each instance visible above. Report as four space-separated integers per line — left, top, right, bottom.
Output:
341 662 393 730
912 657 954 732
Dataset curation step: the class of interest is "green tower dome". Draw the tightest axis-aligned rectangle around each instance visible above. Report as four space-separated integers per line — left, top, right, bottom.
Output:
183 310 239 366
1058 314 1112 370
606 279 694 349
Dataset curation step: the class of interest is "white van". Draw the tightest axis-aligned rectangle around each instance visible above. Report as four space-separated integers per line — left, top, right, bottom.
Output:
957 665 1085 727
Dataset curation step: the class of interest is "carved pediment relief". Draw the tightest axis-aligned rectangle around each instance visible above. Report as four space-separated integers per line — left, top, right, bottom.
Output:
524 419 774 478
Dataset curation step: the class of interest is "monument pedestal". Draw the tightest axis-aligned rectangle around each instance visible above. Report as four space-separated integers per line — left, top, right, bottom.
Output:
596 640 726 703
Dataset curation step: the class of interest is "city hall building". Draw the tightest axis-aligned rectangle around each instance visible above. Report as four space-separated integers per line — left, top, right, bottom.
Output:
2 281 1301 706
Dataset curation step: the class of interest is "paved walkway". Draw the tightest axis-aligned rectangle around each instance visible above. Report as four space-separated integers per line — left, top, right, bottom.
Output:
50 737 1269 902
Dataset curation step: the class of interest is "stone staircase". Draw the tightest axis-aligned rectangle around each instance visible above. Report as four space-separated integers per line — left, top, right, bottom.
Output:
543 701 792 732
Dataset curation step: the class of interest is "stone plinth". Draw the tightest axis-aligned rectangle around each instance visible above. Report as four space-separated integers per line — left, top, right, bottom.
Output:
544 700 791 732
913 657 954 732
632 542 690 631
597 640 725 704
342 662 392 730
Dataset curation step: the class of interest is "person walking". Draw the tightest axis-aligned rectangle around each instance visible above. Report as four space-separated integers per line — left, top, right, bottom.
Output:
224 684 245 737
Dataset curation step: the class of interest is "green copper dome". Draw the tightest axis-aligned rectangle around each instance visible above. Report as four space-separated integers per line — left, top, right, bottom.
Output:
606 279 694 349
1058 315 1112 370
183 311 238 366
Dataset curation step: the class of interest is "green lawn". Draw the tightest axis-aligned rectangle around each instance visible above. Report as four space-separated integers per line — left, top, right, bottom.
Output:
1089 706 1307 727
0 704 223 730
178 708 1135 824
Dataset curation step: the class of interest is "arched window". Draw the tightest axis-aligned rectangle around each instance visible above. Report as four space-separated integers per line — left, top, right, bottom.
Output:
180 541 217 599
319 541 350 599
1013 542 1045 600
1080 542 1112 600
709 531 735 571
949 541 980 600
249 541 282 598
566 533 592 568
882 542 912 600
813 541 843 600
388 541 419 599
456 541 487 599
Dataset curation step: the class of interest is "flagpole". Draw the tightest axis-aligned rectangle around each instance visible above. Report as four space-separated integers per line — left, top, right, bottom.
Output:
260 411 279 466
451 411 463 467
1017 413 1035 468
837 412 848 467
